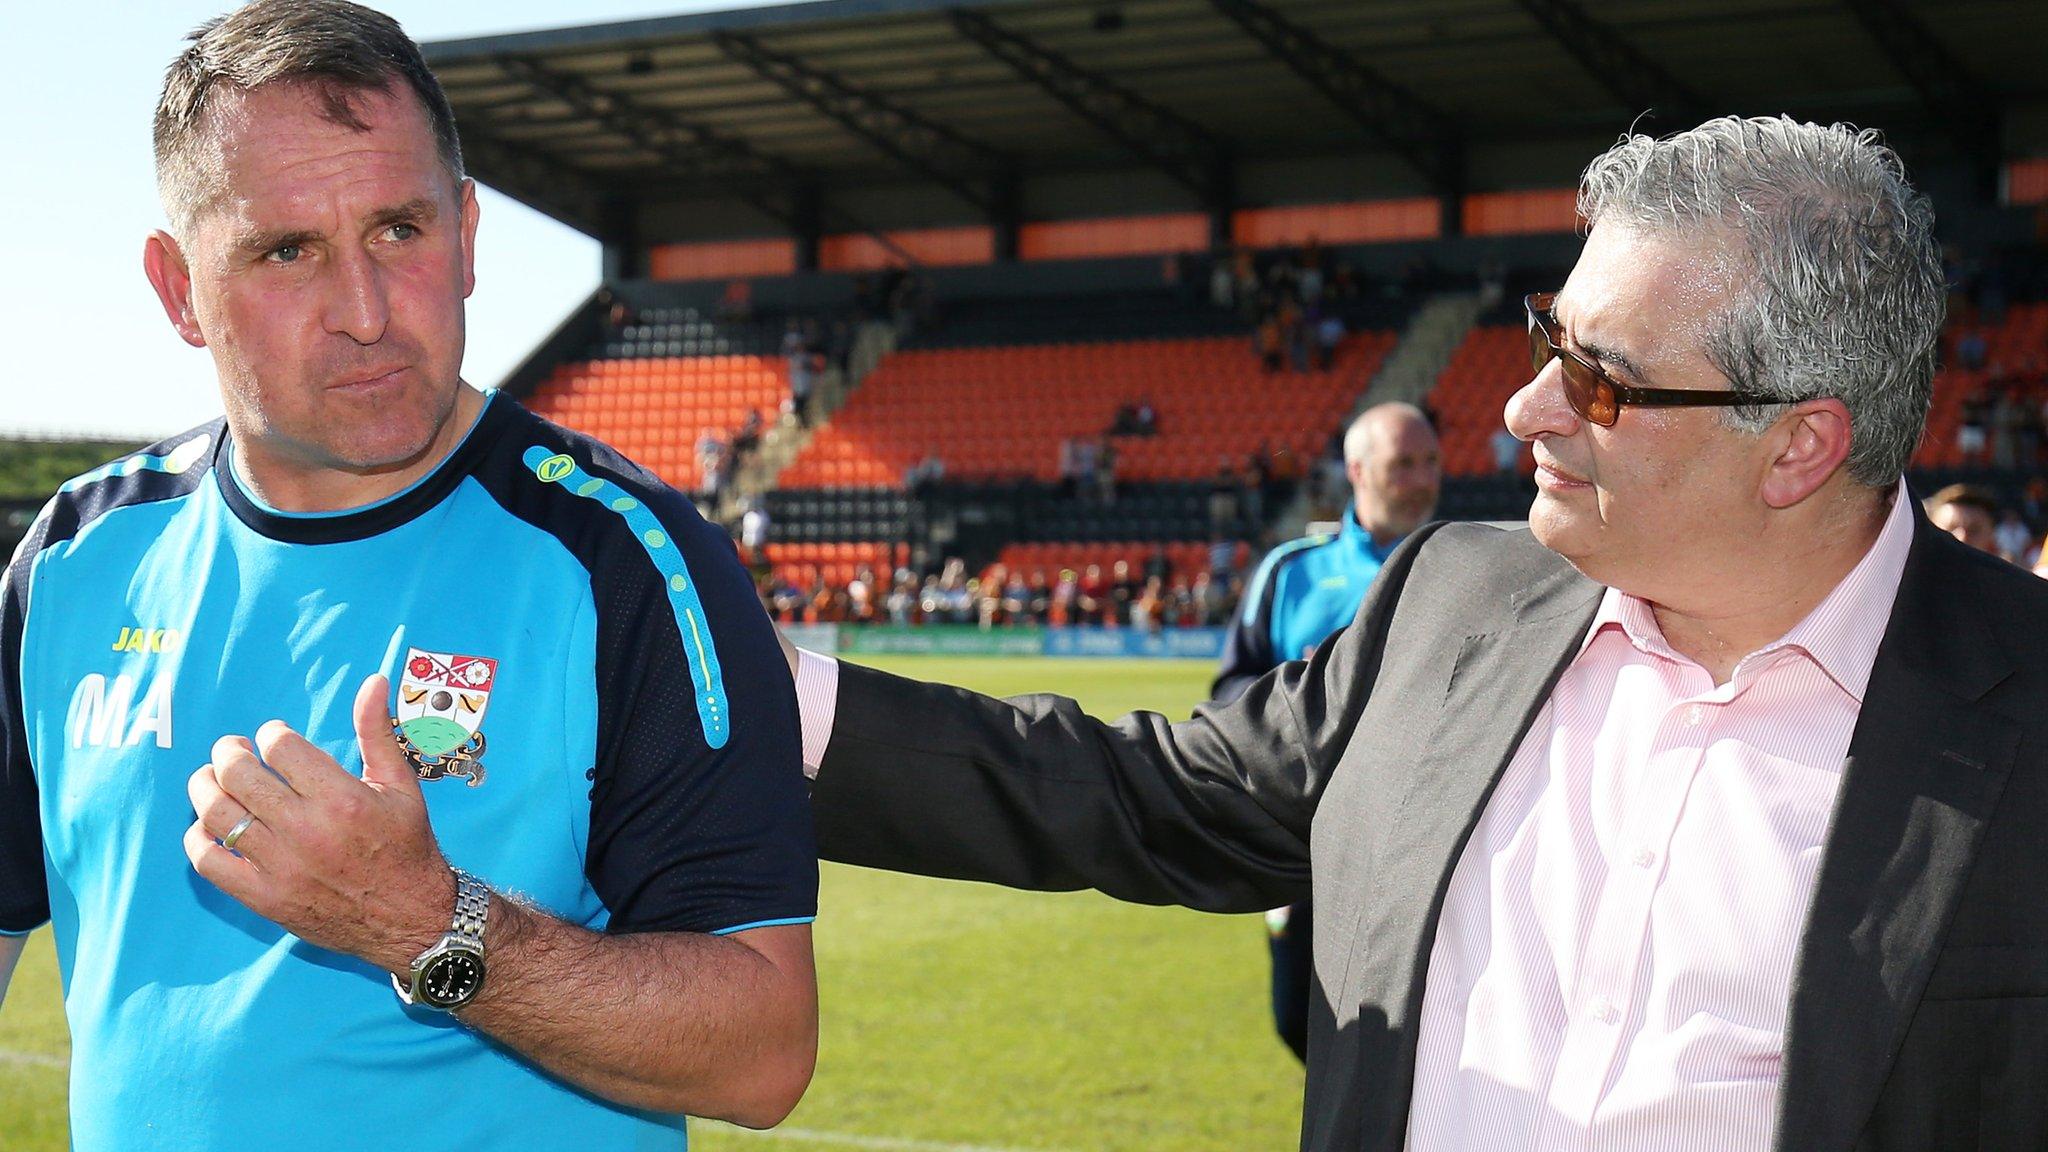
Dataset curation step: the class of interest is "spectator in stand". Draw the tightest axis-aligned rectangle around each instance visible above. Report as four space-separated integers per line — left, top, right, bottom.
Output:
597 286 632 334
696 428 727 501
1144 548 1172 585
845 568 877 625
1996 509 2036 567
1956 328 1987 371
1256 312 1284 372
1316 311 1345 371
1095 438 1118 505
1001 569 1034 626
976 565 1008 630
885 571 917 625
1958 388 1991 462
768 572 809 623
1297 297 1325 371
1231 247 1260 319
739 499 770 558
1242 451 1269 527
1133 576 1167 633
1330 259 1359 298
1122 391 1155 432
2027 477 2048 526
1210 254 1235 311
1168 577 1197 628
1476 258 1507 312
826 319 854 377
1027 569 1053 623
1925 483 2001 555
1190 570 1221 625
1072 437 1100 497
1208 535 1236 582
788 356 816 430
938 560 975 624
1049 567 1078 628
1076 563 1108 625
1209 460 1241 538
905 452 945 494
1108 560 1139 626
731 408 763 467
1297 238 1326 303
1281 299 1311 374
716 278 752 322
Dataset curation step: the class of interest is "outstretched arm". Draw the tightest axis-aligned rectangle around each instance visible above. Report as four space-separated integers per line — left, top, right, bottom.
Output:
804 522 1446 913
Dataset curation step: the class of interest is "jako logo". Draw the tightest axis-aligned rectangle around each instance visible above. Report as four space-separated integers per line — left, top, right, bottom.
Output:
111 627 182 654
67 675 173 750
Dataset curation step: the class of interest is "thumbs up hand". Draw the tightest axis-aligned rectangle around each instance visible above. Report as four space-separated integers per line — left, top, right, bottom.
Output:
184 673 458 976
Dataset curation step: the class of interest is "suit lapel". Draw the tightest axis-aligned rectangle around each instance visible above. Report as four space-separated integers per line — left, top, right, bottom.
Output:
1773 523 2020 1152
1359 563 1603 1152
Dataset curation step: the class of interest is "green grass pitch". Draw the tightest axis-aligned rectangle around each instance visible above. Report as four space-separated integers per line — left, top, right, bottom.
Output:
0 655 1304 1149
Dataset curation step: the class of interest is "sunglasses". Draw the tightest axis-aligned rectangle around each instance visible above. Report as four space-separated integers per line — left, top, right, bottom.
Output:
1524 292 1798 427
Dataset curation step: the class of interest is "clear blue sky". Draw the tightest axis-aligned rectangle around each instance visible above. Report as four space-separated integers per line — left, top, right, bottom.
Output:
0 0 788 440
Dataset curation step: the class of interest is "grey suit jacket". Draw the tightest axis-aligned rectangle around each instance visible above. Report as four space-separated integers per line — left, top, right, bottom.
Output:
813 513 2048 1152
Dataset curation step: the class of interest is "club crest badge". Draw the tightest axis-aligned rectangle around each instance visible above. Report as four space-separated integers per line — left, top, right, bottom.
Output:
392 648 495 786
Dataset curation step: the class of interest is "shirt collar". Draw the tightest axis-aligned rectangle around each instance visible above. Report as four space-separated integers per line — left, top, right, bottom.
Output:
1580 480 1914 702
1341 507 1399 563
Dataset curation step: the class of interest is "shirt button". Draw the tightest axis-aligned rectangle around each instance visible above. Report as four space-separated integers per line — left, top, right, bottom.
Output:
1631 847 1657 870
1592 999 1621 1025
1684 705 1706 727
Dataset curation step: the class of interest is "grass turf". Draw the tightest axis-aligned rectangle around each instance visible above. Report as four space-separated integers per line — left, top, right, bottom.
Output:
0 654 1303 1150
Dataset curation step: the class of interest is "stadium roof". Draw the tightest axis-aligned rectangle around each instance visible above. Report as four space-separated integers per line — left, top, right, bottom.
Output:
423 0 2048 246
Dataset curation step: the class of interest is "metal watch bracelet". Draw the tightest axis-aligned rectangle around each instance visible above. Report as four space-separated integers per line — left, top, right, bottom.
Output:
449 867 489 948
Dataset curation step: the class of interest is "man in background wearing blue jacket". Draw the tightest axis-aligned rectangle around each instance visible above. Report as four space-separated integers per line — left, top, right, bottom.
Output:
1212 401 1441 1060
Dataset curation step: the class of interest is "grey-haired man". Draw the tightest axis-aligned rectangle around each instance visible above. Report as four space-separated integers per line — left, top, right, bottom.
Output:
788 118 2048 1151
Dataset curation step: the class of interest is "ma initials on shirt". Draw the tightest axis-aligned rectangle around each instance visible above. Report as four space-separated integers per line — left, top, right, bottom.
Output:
67 674 173 750
111 627 181 654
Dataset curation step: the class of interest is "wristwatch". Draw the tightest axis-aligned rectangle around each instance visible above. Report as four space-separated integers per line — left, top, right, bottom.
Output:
394 867 490 1011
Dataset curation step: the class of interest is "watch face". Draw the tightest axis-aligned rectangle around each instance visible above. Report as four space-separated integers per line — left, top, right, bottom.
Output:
420 951 485 1008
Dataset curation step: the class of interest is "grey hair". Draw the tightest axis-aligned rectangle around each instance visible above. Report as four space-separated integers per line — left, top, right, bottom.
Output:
1577 115 1944 488
154 0 465 232
1343 402 1430 468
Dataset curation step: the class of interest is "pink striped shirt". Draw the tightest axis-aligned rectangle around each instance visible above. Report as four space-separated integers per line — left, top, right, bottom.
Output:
1406 485 1913 1152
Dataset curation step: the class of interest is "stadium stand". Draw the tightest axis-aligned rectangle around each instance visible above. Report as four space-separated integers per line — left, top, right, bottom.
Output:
1430 324 1530 478
521 308 811 493
780 332 1396 487
1917 300 2048 469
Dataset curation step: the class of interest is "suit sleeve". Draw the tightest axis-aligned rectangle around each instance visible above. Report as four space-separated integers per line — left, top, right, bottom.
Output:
811 521 1448 914
1210 551 1285 703
0 517 50 934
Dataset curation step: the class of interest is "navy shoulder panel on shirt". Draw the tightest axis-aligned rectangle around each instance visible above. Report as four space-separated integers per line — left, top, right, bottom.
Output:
1 423 221 932
26 423 221 555
1239 531 1337 627
465 401 816 935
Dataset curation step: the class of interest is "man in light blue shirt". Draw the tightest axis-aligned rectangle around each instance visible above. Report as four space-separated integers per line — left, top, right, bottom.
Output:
0 3 817 1145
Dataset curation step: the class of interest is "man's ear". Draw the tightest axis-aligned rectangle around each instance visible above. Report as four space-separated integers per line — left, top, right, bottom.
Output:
143 231 207 348
458 178 479 300
1759 397 1854 509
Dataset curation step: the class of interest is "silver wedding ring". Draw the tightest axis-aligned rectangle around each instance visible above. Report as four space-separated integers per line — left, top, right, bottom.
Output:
221 814 256 852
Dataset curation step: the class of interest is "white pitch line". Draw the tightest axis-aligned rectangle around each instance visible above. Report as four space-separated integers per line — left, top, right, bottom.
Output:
702 1124 1054 1152
0 1048 67 1070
